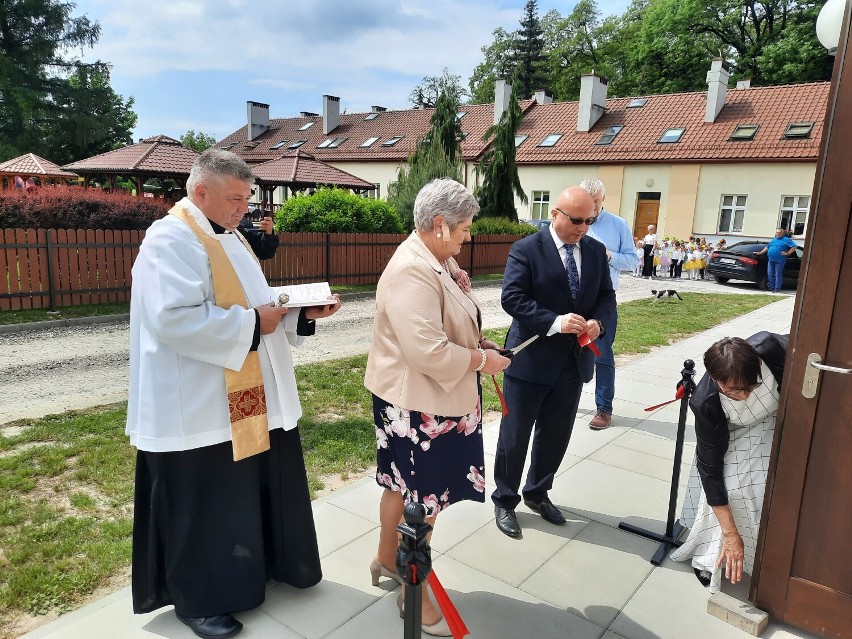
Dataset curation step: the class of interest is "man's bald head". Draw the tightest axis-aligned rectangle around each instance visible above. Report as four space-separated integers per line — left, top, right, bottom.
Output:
550 186 596 245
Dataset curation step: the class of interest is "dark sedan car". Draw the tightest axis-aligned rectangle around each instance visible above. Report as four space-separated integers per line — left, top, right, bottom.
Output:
706 240 804 290
524 218 551 230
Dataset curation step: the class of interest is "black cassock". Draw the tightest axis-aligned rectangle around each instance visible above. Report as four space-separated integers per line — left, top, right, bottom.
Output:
132 427 321 616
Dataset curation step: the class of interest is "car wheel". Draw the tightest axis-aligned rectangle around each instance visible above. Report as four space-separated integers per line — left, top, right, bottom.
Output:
713 276 729 284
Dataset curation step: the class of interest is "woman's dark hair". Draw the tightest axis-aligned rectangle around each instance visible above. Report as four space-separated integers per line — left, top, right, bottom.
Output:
704 337 762 389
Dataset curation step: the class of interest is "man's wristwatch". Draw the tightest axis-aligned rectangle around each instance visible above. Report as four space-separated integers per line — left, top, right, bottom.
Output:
595 319 606 338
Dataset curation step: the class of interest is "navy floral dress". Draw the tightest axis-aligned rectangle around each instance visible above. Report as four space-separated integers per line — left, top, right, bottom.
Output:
373 387 485 514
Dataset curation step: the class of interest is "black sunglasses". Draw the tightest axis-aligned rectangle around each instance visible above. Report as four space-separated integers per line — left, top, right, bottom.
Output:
555 208 597 225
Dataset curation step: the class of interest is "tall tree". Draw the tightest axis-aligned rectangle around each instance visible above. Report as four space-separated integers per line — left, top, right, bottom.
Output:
181 130 218 153
475 84 527 222
45 67 137 164
428 91 463 164
511 0 549 99
469 27 517 104
409 68 468 108
0 0 136 162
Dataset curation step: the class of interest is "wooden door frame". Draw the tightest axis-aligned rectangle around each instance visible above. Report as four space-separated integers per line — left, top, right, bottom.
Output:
634 198 660 238
751 1 852 622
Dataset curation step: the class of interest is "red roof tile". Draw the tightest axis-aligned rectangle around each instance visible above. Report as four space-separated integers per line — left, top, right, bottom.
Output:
251 150 375 189
63 135 199 175
512 82 829 164
0 153 77 178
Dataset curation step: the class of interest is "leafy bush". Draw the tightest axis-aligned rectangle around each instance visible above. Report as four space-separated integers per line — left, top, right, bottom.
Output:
470 218 536 236
276 188 404 233
0 185 168 229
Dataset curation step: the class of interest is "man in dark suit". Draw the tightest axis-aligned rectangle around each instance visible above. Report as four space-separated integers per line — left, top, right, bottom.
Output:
493 186 616 537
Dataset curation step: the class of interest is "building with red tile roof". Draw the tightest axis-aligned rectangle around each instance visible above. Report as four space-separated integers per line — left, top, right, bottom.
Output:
219 62 829 240
0 153 78 186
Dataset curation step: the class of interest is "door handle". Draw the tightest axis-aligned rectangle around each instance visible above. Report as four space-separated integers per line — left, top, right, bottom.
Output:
802 352 852 399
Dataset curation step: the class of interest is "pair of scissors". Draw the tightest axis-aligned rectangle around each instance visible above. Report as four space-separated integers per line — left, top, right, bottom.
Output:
497 334 539 359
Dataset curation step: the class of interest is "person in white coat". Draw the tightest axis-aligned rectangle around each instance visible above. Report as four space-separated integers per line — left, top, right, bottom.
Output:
127 149 340 639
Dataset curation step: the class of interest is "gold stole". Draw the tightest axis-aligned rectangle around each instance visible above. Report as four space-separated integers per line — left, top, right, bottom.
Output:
169 205 270 461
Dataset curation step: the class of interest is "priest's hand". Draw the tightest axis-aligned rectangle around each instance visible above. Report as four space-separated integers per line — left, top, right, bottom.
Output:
304 294 342 320
256 303 289 334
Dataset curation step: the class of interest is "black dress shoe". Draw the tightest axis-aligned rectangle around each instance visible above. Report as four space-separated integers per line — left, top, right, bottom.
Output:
693 567 712 587
494 505 522 537
175 612 243 639
524 499 566 525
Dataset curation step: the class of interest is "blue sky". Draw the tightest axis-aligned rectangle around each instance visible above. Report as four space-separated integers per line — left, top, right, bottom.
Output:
71 0 632 142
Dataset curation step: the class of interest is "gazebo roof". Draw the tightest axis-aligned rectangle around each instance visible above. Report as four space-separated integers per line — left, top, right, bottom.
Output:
62 135 199 176
251 150 376 190
0 153 78 179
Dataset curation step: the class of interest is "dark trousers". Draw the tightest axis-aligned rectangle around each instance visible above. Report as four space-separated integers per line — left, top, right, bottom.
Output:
491 360 582 509
642 245 654 276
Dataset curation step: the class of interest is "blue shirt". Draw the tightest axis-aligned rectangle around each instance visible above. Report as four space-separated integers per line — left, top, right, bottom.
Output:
586 209 639 290
767 236 797 261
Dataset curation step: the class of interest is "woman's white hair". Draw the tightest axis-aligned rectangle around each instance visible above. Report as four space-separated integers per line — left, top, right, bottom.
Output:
579 177 606 199
186 148 255 194
413 178 479 231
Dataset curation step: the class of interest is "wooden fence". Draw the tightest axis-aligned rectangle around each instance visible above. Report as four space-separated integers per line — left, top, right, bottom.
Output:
0 229 522 310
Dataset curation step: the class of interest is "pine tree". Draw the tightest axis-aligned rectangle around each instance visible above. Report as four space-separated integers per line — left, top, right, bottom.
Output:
511 0 549 99
475 84 526 222
429 91 463 165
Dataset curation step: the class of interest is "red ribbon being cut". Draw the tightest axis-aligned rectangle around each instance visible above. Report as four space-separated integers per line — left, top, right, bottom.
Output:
577 331 601 357
644 383 686 411
428 571 470 639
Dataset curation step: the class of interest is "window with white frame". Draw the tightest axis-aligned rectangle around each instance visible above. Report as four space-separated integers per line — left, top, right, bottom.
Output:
779 195 809 236
531 191 550 220
360 184 381 199
718 195 747 233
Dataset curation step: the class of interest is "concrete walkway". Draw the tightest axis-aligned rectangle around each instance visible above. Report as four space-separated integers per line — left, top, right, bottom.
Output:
22 295 817 639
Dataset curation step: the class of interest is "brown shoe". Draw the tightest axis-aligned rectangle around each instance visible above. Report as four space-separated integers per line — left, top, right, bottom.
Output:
589 410 612 430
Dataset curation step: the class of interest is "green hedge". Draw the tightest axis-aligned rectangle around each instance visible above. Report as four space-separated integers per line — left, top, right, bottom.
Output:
275 188 404 233
470 218 536 236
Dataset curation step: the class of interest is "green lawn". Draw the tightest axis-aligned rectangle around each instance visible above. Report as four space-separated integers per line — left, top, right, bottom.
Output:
0 292 776 635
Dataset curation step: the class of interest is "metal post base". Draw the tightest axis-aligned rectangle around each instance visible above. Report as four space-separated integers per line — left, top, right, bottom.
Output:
618 520 686 566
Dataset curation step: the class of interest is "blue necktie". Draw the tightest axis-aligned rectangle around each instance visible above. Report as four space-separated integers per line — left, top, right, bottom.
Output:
565 244 580 299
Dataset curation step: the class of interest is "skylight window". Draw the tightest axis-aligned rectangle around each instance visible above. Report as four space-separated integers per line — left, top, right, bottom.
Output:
364 112 380 121
627 98 648 108
327 137 347 148
289 140 307 149
382 136 404 146
360 136 380 147
595 125 624 146
222 142 237 150
270 140 288 150
456 111 467 120
538 133 563 147
730 124 759 141
515 134 529 147
784 122 814 139
658 128 685 143
298 122 315 131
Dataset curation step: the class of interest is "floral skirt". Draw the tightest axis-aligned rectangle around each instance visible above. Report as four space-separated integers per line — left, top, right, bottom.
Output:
373 390 485 515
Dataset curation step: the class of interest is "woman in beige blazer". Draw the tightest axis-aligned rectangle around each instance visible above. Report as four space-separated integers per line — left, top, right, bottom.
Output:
364 179 510 635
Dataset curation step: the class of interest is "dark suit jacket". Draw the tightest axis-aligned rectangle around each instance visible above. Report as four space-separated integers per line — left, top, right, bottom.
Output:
689 331 788 506
501 229 616 384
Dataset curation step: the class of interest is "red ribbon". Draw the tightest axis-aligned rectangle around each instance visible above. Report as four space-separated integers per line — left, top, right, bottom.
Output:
428 571 470 639
644 383 686 411
491 374 509 416
577 332 601 357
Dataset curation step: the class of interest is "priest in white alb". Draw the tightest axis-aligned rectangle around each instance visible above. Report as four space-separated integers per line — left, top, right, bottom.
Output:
127 149 341 639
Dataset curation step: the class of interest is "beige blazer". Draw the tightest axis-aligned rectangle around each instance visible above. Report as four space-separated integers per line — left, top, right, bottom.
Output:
364 232 482 416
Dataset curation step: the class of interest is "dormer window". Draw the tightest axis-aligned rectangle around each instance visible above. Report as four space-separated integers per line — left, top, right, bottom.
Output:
595 125 624 146
784 122 814 139
730 124 759 141
538 133 563 147
658 128 685 143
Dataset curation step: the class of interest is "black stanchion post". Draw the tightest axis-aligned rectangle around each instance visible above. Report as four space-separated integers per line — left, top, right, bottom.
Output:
619 359 696 565
397 503 433 639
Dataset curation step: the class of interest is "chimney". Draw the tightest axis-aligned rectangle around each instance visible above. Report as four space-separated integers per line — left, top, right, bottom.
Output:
534 89 553 105
323 95 340 134
493 78 512 125
247 101 270 142
577 73 608 132
736 78 751 90
300 111 318 118
705 58 731 123
371 106 387 112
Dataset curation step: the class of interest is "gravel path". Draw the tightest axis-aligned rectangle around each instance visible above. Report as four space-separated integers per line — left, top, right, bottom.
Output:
0 275 778 425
